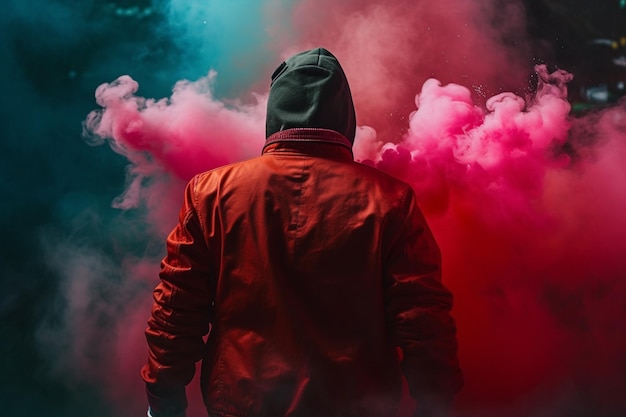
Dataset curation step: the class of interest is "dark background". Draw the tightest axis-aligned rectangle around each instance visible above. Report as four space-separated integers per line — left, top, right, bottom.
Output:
1 1 626 416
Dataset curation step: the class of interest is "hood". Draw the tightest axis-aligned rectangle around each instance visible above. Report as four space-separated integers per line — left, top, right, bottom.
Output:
265 47 357 143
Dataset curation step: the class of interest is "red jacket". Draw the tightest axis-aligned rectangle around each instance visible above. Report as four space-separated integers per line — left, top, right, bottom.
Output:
141 128 462 417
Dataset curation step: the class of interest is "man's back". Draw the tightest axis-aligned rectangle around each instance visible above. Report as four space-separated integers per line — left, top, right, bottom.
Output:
194 135 419 416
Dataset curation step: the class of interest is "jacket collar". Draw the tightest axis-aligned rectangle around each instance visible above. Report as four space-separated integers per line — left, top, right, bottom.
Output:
263 128 353 158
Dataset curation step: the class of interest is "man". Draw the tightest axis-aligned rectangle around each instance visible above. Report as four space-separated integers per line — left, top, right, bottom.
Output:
141 47 462 417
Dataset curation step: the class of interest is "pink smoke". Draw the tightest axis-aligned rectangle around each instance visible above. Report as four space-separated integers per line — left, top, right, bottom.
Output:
363 65 626 415
84 71 266 236
367 65 573 219
79 1 626 416
85 64 626 416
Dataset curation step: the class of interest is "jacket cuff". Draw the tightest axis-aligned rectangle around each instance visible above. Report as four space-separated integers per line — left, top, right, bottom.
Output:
413 395 454 417
146 383 187 417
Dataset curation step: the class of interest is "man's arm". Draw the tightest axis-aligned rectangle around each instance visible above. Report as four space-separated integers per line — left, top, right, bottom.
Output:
140 177 214 417
384 187 463 417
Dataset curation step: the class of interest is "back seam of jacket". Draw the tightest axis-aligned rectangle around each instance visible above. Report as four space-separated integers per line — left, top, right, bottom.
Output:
288 162 308 248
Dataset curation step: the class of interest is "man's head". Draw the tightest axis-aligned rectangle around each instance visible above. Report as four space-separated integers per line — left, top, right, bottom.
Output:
265 47 357 143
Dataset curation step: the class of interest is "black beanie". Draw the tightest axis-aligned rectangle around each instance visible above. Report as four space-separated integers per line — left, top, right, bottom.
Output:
265 47 357 142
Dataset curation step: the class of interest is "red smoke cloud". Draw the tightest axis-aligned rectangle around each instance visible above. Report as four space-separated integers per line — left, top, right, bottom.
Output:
81 1 626 416
377 64 626 415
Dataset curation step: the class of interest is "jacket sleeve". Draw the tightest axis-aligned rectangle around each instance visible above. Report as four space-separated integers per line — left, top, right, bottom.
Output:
140 177 214 417
384 187 463 416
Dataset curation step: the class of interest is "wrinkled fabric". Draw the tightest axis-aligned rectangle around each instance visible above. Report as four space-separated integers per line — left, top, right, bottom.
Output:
141 128 462 417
